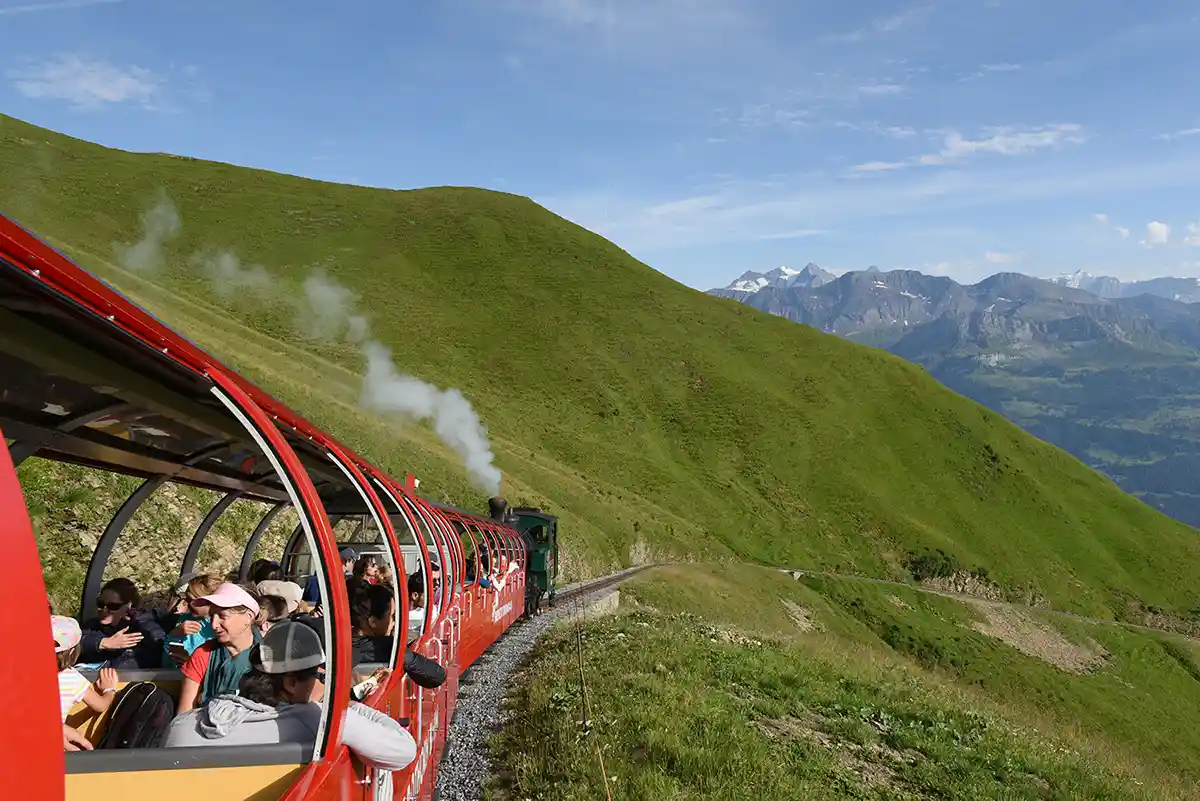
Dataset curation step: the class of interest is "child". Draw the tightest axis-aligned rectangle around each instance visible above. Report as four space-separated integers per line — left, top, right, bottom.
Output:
163 574 221 668
54 615 118 722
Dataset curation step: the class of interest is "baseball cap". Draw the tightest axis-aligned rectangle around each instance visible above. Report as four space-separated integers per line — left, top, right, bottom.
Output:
51 615 82 653
198 583 261 616
256 580 302 614
258 620 325 674
339 547 359 562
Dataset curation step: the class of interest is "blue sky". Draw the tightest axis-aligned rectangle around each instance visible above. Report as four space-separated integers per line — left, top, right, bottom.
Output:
3 0 1200 290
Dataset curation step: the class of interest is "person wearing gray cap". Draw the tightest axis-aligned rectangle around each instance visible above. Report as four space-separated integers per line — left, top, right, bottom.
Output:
163 620 417 770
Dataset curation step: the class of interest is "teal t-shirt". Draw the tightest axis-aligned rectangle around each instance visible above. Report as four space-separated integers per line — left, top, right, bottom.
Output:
163 613 215 668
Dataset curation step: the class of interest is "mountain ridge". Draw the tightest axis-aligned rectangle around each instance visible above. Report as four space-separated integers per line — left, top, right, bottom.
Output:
708 263 1200 526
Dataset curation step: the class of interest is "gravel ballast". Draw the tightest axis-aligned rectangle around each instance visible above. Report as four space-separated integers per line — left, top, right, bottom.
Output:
433 583 626 801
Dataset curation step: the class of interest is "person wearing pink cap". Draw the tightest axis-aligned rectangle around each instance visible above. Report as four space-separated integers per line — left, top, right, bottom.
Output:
176 583 263 715
52 615 118 723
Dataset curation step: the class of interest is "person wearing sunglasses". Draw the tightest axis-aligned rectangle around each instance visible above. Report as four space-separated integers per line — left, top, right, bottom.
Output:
79 577 165 669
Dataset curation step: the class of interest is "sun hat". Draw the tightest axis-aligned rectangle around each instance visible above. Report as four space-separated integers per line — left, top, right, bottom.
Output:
256 580 303 614
51 615 82 653
198 583 261 616
258 620 325 674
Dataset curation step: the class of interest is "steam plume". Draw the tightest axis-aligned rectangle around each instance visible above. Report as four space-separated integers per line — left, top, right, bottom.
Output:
194 249 274 301
361 341 502 495
112 190 503 494
115 190 180 272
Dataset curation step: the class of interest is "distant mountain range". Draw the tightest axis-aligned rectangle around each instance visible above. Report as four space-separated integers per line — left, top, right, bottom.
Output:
708 266 1200 527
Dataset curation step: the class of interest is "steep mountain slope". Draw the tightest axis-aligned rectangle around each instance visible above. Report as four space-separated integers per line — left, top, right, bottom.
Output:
3 112 1200 620
711 266 1200 527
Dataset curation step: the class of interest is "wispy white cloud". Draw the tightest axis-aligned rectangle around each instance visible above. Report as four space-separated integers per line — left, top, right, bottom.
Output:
1155 127 1200 141
541 153 1200 253
0 0 129 15
856 83 906 97
984 251 1011 264
1116 226 1130 240
503 0 750 42
756 228 829 241
850 124 1086 173
834 120 916 138
822 5 933 44
982 62 1022 73
1093 212 1108 225
1093 213 1131 240
8 54 164 110
1184 223 1200 246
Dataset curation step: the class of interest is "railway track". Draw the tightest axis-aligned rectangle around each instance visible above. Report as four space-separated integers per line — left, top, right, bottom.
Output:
434 564 651 801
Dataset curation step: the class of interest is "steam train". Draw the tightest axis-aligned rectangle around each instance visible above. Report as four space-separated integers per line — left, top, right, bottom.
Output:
0 211 558 801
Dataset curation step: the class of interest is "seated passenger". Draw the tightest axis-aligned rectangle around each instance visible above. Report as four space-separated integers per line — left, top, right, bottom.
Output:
302 548 358 604
353 555 381 585
466 555 494 591
258 594 290 636
349 583 446 689
375 562 394 588
429 560 443 607
80 577 166 669
248 559 284 584
52 615 118 721
406 571 426 644
163 621 418 771
257 579 303 615
177 583 262 714
163 574 221 668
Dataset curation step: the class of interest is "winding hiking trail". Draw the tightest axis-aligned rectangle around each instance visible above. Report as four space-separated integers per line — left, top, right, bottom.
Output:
780 567 1200 643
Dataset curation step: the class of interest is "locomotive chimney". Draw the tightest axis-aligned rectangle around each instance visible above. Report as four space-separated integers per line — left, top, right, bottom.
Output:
488 497 508 522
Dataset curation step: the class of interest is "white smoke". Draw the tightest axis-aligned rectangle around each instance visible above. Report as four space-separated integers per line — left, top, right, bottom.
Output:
115 190 180 272
360 340 502 495
194 249 274 301
114 189 503 494
298 269 370 343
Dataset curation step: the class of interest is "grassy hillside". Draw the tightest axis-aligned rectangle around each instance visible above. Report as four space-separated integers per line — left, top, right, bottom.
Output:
2 112 1199 620
492 565 1200 799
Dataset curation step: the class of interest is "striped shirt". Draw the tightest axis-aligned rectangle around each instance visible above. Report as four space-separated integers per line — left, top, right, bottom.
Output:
58 668 90 721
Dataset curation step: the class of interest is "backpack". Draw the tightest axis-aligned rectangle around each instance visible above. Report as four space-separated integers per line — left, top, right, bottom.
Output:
97 681 176 749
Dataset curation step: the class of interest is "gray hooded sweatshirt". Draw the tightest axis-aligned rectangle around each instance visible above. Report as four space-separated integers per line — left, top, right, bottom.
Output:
163 695 417 771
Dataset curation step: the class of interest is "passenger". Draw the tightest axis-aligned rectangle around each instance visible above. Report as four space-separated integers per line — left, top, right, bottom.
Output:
176 583 262 714
466 554 494 591
248 559 284 584
429 560 443 607
350 583 396 664
80 577 165 669
163 574 221 668
350 583 446 689
163 621 418 771
375 562 394 589
52 615 119 721
256 579 303 616
258 595 290 635
352 555 381 585
302 547 358 604
406 571 426 643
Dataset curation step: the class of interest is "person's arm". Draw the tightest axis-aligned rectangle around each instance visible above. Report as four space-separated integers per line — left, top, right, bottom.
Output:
339 701 417 771
81 667 119 715
177 647 208 714
403 649 446 689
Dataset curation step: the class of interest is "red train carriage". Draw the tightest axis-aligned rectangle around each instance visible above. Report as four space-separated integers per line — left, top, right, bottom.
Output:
0 213 527 801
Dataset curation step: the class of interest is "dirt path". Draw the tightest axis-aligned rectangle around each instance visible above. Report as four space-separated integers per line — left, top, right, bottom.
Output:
779 567 1200 644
